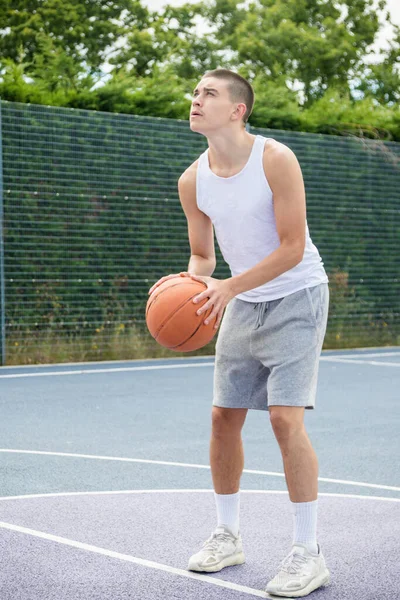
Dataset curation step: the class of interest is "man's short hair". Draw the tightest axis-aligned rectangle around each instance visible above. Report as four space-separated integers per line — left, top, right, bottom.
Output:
202 68 255 126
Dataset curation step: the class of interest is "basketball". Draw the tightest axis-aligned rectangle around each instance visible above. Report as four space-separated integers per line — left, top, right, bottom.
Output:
146 276 219 352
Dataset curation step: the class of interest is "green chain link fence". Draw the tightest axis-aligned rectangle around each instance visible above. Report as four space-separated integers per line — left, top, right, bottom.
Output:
0 100 399 365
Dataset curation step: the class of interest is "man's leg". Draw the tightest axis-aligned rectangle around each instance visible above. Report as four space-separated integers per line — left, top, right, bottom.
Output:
265 405 330 597
269 406 318 502
187 406 247 572
210 406 248 494
210 406 248 536
269 405 318 552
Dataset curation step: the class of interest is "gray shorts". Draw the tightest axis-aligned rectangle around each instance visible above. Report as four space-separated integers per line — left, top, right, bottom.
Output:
213 283 329 411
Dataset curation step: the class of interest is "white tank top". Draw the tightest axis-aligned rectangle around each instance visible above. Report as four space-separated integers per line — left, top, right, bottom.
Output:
196 134 329 302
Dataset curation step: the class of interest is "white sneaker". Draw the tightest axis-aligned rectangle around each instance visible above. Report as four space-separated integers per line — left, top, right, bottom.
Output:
265 543 330 597
187 525 245 572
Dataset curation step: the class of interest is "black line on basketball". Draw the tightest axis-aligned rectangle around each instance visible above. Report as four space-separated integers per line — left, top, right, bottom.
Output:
146 281 204 318
154 289 208 340
170 306 214 350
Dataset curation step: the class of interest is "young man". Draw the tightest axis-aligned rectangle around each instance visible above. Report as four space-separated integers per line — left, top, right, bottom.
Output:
148 69 330 597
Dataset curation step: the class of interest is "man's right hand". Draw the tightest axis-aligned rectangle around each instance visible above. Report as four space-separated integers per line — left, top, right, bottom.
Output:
148 272 195 295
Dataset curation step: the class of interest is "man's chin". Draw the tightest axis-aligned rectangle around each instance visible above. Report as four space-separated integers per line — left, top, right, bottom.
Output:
189 120 207 133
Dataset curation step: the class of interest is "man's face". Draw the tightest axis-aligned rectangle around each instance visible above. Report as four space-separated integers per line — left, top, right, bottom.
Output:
190 77 240 133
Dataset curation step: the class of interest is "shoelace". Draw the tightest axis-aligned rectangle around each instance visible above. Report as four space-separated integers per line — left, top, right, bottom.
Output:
280 552 309 574
203 532 232 552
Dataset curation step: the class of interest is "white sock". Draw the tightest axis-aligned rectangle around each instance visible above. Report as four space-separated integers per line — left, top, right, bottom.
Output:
214 491 240 537
291 499 318 554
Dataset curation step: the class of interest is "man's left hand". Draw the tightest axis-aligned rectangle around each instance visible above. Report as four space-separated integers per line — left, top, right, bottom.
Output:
189 275 235 329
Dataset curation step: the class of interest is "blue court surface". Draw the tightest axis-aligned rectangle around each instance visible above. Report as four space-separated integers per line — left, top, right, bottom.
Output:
0 347 399 599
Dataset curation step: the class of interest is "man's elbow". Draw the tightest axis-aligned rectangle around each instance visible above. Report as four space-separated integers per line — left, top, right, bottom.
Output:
283 240 305 266
192 253 216 265
294 242 305 264
189 254 217 276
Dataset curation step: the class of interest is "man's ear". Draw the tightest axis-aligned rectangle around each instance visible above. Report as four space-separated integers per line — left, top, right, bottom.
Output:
238 104 247 119
232 103 246 120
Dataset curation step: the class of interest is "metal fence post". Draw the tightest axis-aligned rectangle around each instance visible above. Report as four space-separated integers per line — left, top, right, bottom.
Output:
0 100 5 365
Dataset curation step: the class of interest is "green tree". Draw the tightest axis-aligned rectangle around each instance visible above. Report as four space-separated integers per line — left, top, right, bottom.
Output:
192 0 394 105
0 0 150 72
300 87 398 138
1 0 399 139
356 27 400 105
109 2 223 79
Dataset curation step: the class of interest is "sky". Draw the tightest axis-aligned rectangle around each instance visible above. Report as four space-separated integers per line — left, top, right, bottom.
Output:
140 0 400 61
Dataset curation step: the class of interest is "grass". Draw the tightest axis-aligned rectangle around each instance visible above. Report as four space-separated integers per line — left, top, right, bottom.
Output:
4 321 399 366
5 268 398 366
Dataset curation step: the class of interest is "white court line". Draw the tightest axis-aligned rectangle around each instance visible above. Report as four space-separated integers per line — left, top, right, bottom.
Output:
0 346 397 370
0 520 267 598
0 356 215 369
0 489 400 503
1 353 399 378
0 490 398 598
0 350 397 372
0 362 215 379
0 352 400 379
320 357 400 367
0 490 399 598
1 449 399 492
327 352 400 358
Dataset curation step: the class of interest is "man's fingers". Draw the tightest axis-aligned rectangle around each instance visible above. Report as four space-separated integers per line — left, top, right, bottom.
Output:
193 293 209 305
148 272 188 294
192 295 224 327
204 308 218 326
214 312 223 329
189 274 203 283
148 278 165 294
209 306 225 329
195 296 212 313
148 283 159 294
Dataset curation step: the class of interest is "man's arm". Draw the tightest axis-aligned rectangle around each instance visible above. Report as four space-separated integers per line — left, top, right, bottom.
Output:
147 162 216 295
178 163 217 277
228 142 306 297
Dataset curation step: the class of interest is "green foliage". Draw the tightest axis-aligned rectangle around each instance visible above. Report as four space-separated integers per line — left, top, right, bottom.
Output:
300 88 399 138
199 0 387 104
0 0 399 138
356 27 400 106
0 0 149 70
250 74 304 130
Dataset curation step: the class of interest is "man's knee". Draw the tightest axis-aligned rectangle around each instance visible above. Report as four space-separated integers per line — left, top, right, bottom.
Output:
269 406 305 442
211 406 247 439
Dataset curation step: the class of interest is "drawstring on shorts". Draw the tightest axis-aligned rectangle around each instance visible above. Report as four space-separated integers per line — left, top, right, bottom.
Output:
254 301 269 329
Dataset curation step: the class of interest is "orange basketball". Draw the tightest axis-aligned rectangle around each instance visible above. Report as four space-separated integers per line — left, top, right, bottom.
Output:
145 276 219 352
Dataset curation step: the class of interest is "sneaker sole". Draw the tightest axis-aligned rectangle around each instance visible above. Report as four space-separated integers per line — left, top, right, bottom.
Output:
266 569 330 597
188 551 246 573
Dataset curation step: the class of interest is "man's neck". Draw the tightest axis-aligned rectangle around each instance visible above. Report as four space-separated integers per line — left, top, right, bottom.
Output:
207 132 256 173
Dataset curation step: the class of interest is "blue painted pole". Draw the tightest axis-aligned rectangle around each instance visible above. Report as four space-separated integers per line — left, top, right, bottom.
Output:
0 100 5 365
